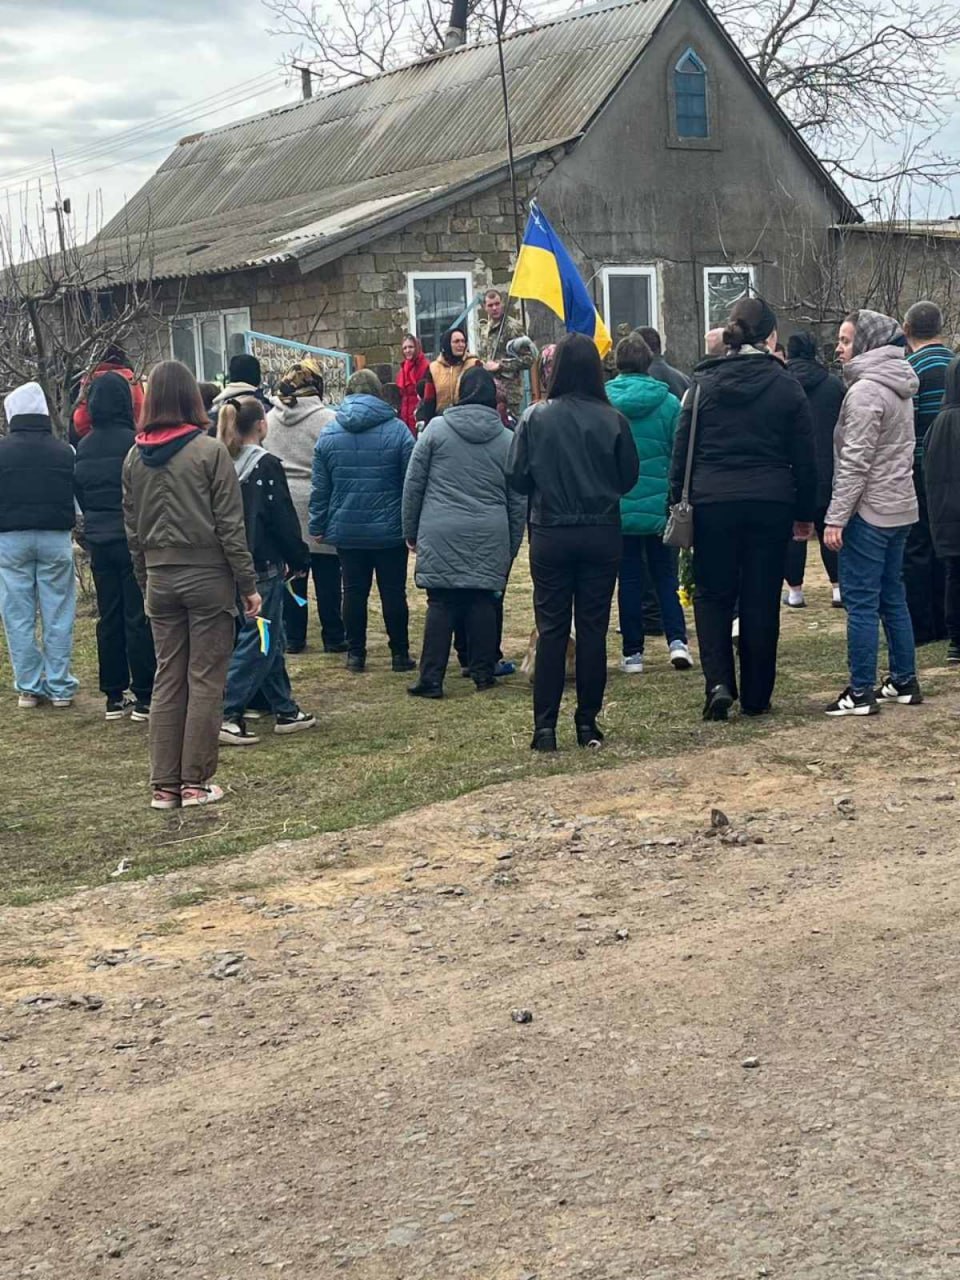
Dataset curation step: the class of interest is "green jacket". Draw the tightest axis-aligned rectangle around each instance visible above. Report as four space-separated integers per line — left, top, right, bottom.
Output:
607 373 681 535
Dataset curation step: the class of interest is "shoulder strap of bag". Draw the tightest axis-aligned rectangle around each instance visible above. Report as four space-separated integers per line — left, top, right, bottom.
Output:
680 383 701 504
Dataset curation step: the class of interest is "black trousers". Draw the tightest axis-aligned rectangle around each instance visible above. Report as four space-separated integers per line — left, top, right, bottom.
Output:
530 524 621 732
693 501 793 713
89 538 156 701
421 588 498 687
904 465 947 644
784 505 838 587
454 570 509 668
338 545 409 657
284 552 345 651
944 557 960 646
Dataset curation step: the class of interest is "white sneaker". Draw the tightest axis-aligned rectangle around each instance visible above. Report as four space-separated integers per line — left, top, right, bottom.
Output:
219 719 260 746
783 588 806 608
669 641 694 670
50 698 73 709
17 693 40 709
732 617 740 639
620 653 644 674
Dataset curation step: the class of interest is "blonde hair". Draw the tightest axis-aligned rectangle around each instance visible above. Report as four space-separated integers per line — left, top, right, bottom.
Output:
216 395 264 458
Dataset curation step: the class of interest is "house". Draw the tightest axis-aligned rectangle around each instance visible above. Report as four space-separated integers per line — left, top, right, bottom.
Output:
97 0 860 384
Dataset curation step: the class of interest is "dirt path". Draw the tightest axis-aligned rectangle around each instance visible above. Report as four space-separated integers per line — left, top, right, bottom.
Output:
2 694 960 1279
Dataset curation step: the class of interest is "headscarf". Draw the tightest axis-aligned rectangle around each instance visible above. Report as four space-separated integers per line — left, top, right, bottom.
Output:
401 333 424 362
440 327 468 365
88 371 135 431
538 343 557 390
276 357 325 408
456 366 498 409
851 310 905 357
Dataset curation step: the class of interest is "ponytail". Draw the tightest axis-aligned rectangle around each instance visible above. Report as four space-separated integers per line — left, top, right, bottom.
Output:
216 395 264 458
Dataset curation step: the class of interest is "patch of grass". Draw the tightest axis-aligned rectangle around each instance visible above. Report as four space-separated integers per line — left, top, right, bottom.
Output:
0 954 53 969
0 550 951 905
167 888 214 909
145 918 186 936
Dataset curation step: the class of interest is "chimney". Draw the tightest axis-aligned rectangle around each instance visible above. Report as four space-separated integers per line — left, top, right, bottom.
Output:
300 66 313 99
443 0 468 49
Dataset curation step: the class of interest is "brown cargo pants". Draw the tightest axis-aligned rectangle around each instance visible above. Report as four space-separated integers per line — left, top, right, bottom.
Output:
145 566 236 790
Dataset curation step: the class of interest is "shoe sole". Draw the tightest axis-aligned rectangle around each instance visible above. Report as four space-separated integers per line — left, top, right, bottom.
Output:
151 797 181 810
619 666 644 675
784 602 807 609
704 693 733 721
130 711 150 723
219 734 260 746
105 711 129 720
879 695 923 705
51 701 73 709
825 705 879 716
670 656 693 670
18 702 40 710
181 789 224 808
273 719 316 734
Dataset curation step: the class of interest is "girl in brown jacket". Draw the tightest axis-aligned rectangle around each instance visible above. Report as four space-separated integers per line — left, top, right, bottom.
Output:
123 361 260 809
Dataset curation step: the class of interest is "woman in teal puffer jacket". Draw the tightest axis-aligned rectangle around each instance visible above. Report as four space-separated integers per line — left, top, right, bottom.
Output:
606 332 692 673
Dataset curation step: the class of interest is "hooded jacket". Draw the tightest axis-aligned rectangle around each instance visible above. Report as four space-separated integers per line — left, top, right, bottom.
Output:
122 429 256 594
669 352 817 520
606 373 681 536
72 362 144 441
0 383 75 533
507 395 640 526
209 381 273 432
402 403 527 591
74 372 137 544
396 338 430 434
265 396 337 550
825 346 920 529
309 394 414 548
786 357 845 509
923 357 960 556
232 446 310 576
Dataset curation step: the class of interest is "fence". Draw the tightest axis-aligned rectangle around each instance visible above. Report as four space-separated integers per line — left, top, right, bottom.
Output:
243 331 354 405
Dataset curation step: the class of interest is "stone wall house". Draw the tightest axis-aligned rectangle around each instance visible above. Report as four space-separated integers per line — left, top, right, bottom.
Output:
110 0 861 387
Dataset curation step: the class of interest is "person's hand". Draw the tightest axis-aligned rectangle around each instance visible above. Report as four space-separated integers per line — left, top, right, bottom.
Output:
792 521 814 542
483 360 501 373
406 540 417 553
242 591 262 618
824 525 844 552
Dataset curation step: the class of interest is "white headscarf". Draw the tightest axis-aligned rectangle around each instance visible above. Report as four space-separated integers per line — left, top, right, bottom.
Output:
4 381 49 422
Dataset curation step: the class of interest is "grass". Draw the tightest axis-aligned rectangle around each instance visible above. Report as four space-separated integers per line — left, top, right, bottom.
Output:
0 549 948 905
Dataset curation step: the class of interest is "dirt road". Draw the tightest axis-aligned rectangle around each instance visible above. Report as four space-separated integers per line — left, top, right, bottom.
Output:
2 694 959 1279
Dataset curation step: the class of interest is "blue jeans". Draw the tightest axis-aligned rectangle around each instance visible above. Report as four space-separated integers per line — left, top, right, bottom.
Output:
618 534 687 654
839 514 916 692
223 570 298 720
0 530 78 700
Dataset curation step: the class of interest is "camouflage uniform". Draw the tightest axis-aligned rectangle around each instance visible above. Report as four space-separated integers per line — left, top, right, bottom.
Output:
476 312 534 414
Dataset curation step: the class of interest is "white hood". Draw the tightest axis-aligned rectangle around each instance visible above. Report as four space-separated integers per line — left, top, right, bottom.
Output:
4 381 48 421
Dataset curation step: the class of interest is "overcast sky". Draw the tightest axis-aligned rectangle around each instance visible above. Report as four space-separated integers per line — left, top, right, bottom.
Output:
0 0 957 242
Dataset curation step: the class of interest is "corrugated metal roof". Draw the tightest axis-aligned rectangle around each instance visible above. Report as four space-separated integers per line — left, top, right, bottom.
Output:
841 219 960 240
95 0 674 280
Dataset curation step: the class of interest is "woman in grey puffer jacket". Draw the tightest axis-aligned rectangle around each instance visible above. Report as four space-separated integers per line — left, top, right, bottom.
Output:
402 367 526 696
824 310 921 717
265 360 345 654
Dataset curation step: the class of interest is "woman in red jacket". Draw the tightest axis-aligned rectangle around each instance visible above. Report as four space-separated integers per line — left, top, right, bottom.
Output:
72 345 145 441
396 334 429 435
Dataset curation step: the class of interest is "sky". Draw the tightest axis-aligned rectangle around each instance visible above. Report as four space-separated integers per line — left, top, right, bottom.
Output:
0 0 957 245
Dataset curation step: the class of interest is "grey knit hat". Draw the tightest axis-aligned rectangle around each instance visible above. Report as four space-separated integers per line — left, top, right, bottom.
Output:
346 368 383 397
852 310 904 357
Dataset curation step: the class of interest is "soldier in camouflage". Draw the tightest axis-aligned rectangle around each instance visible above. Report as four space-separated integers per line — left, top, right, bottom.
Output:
476 288 534 417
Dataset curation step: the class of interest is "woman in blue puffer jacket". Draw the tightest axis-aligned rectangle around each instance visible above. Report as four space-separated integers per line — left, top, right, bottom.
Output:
309 370 415 672
606 331 692 675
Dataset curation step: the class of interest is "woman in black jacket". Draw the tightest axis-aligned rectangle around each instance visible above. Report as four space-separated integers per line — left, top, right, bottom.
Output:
783 332 845 608
74 372 156 720
923 356 960 661
216 396 315 745
670 297 816 720
507 333 639 751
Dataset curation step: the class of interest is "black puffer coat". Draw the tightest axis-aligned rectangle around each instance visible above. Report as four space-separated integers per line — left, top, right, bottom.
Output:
74 373 136 544
786 357 844 509
923 356 960 557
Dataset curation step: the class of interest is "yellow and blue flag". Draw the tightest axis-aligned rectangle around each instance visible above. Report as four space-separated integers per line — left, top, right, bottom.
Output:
255 616 271 655
509 202 611 357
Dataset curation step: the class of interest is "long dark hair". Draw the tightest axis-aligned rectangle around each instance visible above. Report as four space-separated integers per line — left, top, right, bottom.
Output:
547 332 609 402
140 360 208 431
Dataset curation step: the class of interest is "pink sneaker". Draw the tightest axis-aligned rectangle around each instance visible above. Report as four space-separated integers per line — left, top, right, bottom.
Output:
151 788 181 810
181 784 224 809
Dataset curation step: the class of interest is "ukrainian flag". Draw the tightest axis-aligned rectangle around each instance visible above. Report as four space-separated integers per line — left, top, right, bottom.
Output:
509 202 612 356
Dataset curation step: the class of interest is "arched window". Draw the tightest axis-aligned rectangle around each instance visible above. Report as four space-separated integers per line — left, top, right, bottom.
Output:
674 49 709 139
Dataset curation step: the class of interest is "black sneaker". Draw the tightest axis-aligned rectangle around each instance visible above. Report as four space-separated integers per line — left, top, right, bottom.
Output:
130 700 151 723
324 642 348 654
408 682 443 699
530 728 558 752
392 652 417 673
703 684 734 721
105 695 132 721
220 717 260 745
474 676 498 691
575 718 604 749
876 675 923 705
948 642 960 665
345 653 366 673
825 686 879 716
274 710 316 735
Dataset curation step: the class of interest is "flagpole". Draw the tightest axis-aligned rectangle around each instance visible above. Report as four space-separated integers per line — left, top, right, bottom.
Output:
494 0 528 333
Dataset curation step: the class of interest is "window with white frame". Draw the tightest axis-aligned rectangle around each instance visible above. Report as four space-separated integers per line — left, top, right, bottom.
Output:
169 308 252 381
407 272 474 357
702 266 756 331
600 266 659 338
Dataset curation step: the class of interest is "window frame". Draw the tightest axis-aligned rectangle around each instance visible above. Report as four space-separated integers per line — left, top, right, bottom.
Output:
406 270 476 356
599 265 661 341
666 43 719 151
673 48 709 140
702 265 757 332
168 307 252 381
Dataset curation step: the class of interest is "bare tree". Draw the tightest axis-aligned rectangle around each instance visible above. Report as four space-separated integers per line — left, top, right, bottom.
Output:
712 0 960 188
0 184 159 437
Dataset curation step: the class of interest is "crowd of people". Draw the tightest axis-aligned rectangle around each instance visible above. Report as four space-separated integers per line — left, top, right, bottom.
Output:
0 283 957 808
